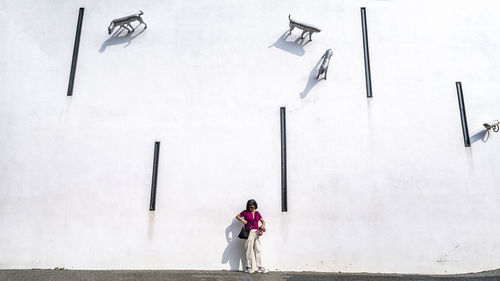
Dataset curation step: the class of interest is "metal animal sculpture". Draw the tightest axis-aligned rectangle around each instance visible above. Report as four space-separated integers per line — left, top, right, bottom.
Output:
108 10 147 35
288 14 321 41
317 49 333 80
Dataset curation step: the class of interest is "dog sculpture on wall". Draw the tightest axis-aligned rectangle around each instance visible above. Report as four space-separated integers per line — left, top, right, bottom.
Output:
288 14 321 41
317 49 333 80
108 10 147 35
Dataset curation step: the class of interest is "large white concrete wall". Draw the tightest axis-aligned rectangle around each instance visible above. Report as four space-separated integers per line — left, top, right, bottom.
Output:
1 0 500 274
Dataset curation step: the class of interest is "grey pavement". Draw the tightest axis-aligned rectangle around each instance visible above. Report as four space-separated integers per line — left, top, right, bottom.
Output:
1 269 500 281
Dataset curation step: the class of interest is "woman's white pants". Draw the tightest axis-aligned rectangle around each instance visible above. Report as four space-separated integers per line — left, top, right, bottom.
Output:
244 229 262 269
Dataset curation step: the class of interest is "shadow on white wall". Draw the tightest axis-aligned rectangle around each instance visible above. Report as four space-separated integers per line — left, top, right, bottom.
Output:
268 31 310 57
470 129 488 144
99 24 146 53
300 56 324 99
221 218 246 270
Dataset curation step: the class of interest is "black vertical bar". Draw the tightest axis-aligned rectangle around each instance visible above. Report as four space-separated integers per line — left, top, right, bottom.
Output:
150 141 160 211
280 107 287 212
361 7 373 98
456 82 471 147
67 8 85 96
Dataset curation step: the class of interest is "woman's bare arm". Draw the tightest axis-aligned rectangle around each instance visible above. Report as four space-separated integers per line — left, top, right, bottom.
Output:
236 214 248 225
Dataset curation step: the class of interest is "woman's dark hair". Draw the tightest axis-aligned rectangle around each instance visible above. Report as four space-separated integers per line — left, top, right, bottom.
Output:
246 199 258 211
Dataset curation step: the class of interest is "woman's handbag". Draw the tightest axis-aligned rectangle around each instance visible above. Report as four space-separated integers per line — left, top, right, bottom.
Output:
238 213 258 239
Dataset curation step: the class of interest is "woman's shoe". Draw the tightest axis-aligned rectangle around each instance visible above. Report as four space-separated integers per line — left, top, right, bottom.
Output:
245 267 255 273
257 267 268 273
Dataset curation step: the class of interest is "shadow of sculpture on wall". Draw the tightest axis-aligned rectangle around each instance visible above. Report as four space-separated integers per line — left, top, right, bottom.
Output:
221 218 246 271
268 30 310 56
300 56 326 99
99 24 146 53
470 129 488 144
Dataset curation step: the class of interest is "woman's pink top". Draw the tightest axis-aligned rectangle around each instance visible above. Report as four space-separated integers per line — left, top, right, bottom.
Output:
239 210 262 230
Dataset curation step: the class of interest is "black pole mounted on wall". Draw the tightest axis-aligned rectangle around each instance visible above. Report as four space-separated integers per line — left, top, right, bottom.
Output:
280 107 287 212
361 7 373 98
150 141 161 211
67 7 85 96
456 82 471 147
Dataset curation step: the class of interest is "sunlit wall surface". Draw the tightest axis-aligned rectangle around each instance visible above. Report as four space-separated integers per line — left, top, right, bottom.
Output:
1 0 500 274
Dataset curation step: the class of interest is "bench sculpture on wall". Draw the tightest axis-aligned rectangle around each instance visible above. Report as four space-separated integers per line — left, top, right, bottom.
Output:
108 10 147 35
316 49 333 80
288 14 321 41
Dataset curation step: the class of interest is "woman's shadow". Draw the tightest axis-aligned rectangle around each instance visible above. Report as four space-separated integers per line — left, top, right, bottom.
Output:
99 24 146 53
221 218 247 271
300 56 325 99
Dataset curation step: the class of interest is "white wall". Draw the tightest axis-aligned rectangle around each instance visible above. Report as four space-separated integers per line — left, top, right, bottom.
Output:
1 0 500 274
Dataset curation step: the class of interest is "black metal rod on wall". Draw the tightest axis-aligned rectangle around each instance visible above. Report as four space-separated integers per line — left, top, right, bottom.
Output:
280 107 287 212
456 82 471 147
361 7 373 98
67 7 85 96
150 141 160 211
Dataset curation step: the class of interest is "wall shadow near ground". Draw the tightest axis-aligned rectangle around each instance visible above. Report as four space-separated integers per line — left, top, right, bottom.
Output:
221 218 246 271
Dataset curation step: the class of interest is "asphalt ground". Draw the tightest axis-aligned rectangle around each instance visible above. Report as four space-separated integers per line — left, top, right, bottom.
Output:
1 270 500 281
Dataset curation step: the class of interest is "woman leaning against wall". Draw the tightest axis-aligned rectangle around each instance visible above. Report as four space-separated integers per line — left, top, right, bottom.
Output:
236 199 268 274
